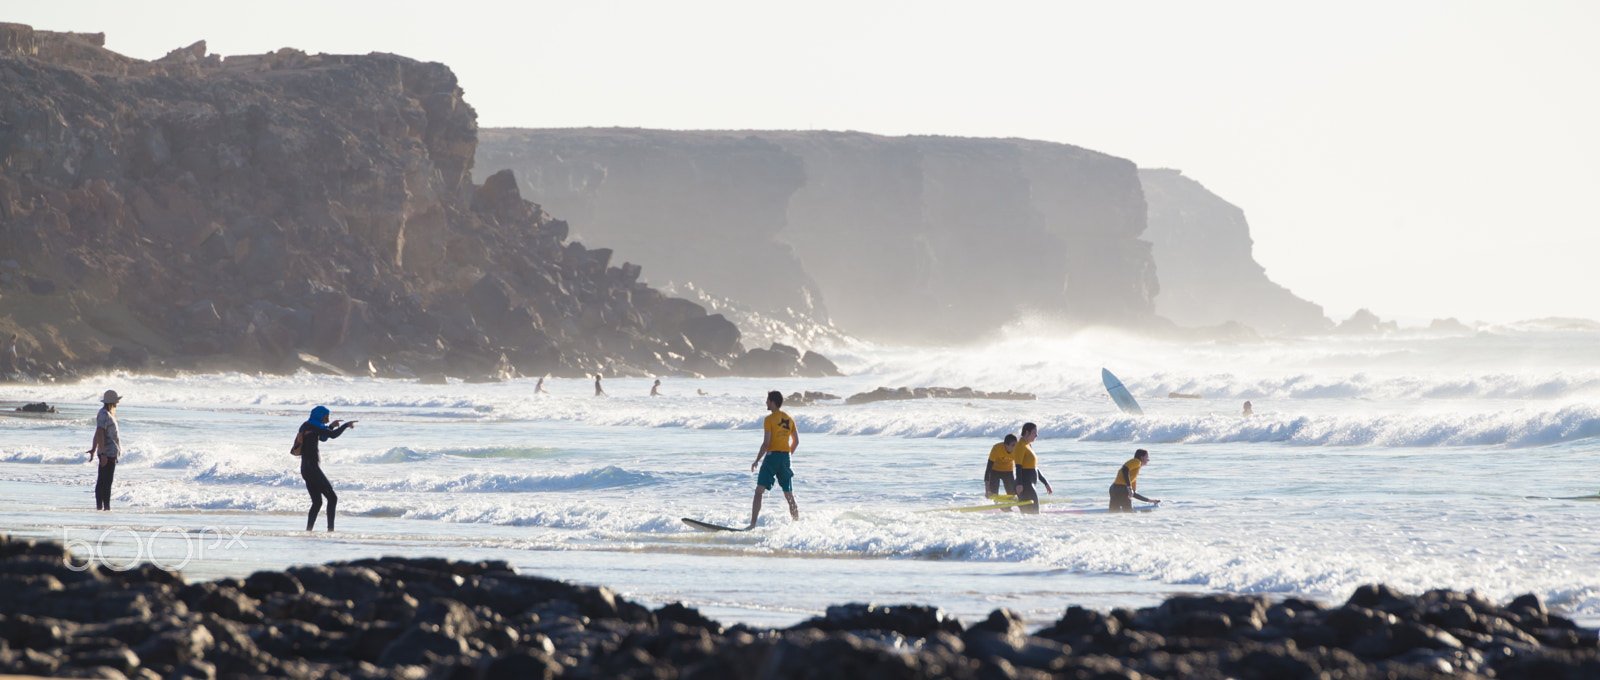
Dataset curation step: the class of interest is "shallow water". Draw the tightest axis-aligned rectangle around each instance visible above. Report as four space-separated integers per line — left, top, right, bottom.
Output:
2 324 1597 627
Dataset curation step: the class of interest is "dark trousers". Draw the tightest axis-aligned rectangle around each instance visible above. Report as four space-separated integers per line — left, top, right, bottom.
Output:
304 466 337 531
1109 484 1132 513
94 459 116 510
985 468 1016 497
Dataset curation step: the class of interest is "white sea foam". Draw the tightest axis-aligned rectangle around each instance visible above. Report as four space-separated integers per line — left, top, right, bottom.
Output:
188 463 663 493
3 328 1598 622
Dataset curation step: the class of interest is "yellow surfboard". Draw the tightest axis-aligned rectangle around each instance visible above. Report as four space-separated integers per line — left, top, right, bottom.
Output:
918 499 1032 514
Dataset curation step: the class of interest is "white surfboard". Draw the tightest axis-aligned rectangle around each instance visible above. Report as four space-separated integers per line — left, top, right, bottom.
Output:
1102 368 1144 415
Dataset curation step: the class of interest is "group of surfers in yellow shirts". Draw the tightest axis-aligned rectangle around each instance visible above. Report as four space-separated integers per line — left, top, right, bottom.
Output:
741 392 1159 529
984 424 1161 513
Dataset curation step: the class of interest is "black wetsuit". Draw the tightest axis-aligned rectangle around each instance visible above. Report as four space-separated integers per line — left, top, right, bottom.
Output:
1014 468 1049 515
297 421 350 531
983 462 1016 498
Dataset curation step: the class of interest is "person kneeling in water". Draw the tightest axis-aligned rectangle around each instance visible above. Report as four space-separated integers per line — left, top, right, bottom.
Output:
985 434 1019 500
293 406 356 531
1109 448 1160 512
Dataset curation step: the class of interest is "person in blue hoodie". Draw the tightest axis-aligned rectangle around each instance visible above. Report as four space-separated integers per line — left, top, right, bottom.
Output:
292 406 355 531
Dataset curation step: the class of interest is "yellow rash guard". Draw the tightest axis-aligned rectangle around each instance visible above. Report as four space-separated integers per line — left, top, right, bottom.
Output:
1114 458 1143 490
987 443 1015 472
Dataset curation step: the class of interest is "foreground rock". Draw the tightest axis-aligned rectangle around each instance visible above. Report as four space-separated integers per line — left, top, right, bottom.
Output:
0 24 834 380
8 535 1590 679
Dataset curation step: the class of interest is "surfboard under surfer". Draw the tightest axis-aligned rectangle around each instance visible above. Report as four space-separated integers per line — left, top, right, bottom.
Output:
749 390 800 528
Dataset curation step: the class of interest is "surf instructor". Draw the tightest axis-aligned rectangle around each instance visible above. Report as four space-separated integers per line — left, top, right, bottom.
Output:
1014 423 1053 514
749 390 800 528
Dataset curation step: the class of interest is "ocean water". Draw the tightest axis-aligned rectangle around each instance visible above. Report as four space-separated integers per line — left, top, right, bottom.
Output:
2 322 1598 628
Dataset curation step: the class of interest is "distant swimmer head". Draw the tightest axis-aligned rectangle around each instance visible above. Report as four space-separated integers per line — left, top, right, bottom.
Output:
1004 434 1018 445
309 405 330 424
767 390 783 409
1135 448 1150 463
1020 422 1037 441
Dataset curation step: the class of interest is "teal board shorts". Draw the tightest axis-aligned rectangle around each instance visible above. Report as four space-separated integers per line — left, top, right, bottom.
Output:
757 452 794 492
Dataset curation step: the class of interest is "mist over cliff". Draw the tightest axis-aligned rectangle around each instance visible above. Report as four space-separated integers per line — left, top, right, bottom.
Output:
478 129 1160 344
1140 168 1331 335
477 129 1326 344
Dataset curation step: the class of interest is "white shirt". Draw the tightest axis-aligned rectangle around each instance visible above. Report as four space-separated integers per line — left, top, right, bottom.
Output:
96 407 121 460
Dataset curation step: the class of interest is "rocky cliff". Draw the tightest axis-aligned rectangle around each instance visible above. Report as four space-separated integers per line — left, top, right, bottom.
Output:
478 129 1161 344
0 24 830 380
475 130 825 324
1139 168 1331 334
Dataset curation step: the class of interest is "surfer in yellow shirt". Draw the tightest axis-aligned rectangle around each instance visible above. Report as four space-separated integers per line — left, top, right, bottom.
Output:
749 390 800 528
1110 448 1159 512
985 434 1019 498
1013 423 1053 514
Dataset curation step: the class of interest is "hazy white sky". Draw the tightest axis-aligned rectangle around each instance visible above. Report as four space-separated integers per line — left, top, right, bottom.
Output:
14 1 1600 324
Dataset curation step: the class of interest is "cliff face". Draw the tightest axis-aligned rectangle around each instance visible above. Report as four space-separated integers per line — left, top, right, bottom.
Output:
0 24 814 380
1139 168 1331 334
476 130 824 323
478 129 1160 344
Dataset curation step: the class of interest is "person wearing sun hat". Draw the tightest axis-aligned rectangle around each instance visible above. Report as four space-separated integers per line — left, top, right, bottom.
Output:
84 389 123 510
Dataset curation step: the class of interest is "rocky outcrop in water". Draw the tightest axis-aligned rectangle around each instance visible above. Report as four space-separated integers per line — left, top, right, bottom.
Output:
0 24 823 379
1139 168 1332 334
1336 308 1400 335
845 386 1036 405
477 129 1161 345
2 534 1596 679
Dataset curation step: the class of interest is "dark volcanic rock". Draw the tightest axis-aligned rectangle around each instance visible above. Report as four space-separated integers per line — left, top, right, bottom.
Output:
800 350 842 377
0 24 835 379
793 603 964 638
5 536 1599 680
732 345 802 377
680 314 741 358
783 390 841 407
24 277 56 295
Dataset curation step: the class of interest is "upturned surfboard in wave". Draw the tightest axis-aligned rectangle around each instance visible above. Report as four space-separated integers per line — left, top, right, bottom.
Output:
1102 368 1144 415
